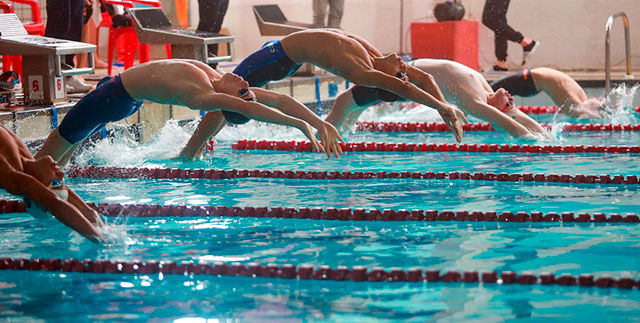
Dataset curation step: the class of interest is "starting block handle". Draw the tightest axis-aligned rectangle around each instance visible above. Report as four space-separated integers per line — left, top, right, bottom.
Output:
204 42 233 64
54 53 95 77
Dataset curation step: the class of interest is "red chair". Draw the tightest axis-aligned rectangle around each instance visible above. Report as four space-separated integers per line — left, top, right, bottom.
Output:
97 0 170 75
7 0 44 36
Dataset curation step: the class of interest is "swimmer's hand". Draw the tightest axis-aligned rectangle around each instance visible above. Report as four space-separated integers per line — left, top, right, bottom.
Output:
317 122 346 158
298 122 324 154
50 199 106 243
437 104 469 142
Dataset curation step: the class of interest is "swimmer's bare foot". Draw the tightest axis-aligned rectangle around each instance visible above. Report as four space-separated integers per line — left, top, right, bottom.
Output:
22 156 64 186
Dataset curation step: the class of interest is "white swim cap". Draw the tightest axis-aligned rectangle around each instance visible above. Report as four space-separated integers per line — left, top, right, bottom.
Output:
24 179 68 219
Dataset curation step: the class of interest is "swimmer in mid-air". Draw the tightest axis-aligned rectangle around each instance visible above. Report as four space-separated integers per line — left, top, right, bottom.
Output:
490 67 604 119
326 58 548 138
36 59 332 165
181 29 468 159
0 125 104 242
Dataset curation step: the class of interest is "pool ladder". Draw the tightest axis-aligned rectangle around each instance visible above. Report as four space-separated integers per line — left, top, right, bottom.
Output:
605 12 634 93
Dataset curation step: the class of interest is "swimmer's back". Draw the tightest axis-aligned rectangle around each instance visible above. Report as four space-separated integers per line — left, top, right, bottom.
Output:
120 59 217 105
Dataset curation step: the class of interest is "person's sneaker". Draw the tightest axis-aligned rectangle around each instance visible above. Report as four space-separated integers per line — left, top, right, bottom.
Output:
66 75 92 93
522 40 540 65
492 65 509 72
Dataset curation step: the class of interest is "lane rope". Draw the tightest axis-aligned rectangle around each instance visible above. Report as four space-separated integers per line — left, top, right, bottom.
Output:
65 165 640 185
232 140 640 155
1 199 638 224
355 121 640 133
0 257 637 289
399 103 640 115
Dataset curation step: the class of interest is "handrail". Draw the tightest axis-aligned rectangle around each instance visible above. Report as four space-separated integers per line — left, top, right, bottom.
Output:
605 12 633 93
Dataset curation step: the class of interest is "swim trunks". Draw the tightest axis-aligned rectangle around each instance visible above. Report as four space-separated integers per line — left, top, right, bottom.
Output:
222 40 303 124
57 75 143 144
490 68 540 97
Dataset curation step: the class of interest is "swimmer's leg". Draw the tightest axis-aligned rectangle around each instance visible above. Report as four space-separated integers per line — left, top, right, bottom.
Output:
35 129 75 164
180 111 227 160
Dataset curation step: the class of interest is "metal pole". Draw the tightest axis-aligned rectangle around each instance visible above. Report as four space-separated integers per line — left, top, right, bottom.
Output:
605 12 632 93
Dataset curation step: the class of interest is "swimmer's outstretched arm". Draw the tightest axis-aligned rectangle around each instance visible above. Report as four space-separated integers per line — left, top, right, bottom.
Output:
463 100 534 138
351 69 469 142
252 88 345 158
186 93 324 153
0 155 105 242
405 65 447 102
180 111 227 160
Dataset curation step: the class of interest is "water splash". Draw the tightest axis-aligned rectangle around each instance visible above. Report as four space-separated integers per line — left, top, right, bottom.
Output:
603 83 639 124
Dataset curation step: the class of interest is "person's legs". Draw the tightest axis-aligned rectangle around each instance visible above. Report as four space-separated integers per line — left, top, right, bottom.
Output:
313 0 329 27
482 0 525 68
327 0 344 28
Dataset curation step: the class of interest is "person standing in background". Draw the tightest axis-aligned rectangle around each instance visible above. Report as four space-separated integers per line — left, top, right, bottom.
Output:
45 0 93 93
482 0 539 72
197 0 229 69
313 0 344 28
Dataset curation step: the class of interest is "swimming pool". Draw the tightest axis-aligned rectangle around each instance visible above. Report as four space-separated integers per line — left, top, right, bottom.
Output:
1 97 639 321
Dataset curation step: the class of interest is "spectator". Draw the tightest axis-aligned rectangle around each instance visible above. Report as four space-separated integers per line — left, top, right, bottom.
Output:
482 0 539 71
313 0 344 28
45 0 92 93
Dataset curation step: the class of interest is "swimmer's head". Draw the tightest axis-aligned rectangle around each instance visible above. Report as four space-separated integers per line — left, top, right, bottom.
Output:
24 179 69 219
215 73 255 100
221 87 256 125
373 53 407 79
488 88 514 113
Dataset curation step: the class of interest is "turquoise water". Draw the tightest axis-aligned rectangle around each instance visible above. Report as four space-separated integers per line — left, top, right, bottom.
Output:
1 102 639 321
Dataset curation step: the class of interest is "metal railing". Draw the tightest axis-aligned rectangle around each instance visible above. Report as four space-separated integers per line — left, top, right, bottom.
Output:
605 12 633 93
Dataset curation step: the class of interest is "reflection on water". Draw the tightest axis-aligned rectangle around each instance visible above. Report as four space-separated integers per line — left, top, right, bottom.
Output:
0 270 639 322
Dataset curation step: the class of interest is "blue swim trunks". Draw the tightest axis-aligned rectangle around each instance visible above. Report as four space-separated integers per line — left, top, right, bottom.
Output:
222 40 302 124
57 75 143 144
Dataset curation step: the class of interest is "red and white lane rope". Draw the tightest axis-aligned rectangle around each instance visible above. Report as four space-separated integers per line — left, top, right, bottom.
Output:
355 121 640 133
1 200 638 223
0 257 637 289
232 140 640 155
64 165 640 185
400 103 640 116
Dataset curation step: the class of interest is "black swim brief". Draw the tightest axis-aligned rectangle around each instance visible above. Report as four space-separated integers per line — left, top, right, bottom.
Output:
490 68 540 97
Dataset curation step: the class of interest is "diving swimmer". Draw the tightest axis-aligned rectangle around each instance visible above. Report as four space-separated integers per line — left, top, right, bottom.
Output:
490 67 604 119
181 29 468 159
326 58 548 138
0 125 104 242
36 59 329 165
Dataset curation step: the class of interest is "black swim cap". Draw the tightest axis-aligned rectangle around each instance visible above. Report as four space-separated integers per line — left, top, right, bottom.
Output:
222 90 256 125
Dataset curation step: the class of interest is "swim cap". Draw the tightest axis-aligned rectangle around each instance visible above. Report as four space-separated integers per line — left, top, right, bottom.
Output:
24 179 69 219
222 89 255 125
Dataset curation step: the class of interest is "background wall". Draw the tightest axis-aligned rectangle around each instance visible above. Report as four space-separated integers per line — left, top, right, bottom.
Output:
25 0 638 71
193 0 640 71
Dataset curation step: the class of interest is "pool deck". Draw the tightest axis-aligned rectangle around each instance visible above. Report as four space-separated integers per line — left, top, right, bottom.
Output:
1 65 638 145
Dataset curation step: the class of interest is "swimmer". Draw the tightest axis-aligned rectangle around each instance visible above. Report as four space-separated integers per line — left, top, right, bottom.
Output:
490 67 604 119
326 58 548 138
0 125 104 242
36 59 328 165
181 29 468 159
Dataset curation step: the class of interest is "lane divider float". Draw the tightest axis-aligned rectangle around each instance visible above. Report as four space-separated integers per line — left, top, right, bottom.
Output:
232 140 640 155
399 103 640 115
0 257 638 289
355 121 640 133
1 199 638 224
65 165 640 185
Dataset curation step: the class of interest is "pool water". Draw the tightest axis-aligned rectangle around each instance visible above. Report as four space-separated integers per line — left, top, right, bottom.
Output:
1 98 640 321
